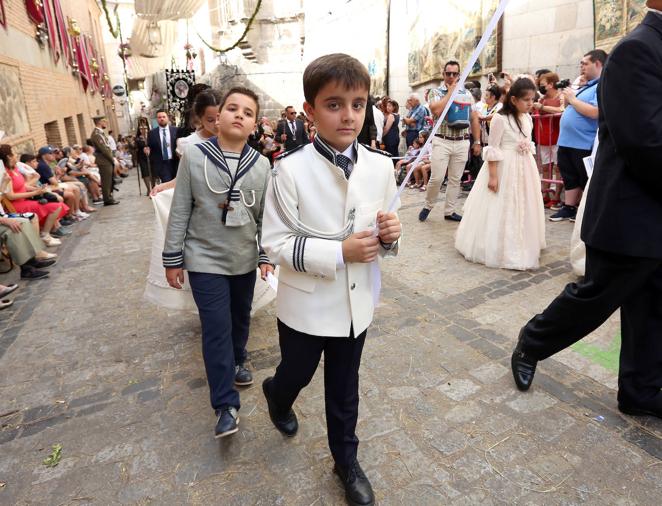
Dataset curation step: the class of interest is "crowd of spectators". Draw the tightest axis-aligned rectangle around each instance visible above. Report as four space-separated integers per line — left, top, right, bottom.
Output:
0 124 138 308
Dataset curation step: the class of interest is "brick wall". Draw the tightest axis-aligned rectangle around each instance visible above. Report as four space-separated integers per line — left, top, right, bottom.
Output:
0 0 116 154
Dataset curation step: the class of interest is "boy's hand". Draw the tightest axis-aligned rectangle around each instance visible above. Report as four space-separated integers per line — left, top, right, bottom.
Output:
259 263 275 280
342 230 380 263
377 211 401 245
166 267 185 289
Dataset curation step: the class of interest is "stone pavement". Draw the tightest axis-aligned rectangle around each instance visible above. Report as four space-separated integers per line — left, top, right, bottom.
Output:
0 173 660 505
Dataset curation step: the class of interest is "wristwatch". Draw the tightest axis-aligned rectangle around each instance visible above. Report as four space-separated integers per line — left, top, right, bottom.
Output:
473 141 481 146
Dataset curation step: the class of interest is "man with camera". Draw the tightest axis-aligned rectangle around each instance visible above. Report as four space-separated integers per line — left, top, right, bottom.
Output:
549 50 607 222
419 60 481 223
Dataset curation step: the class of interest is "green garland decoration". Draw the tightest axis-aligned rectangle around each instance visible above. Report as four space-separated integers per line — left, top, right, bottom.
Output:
198 0 262 54
100 0 120 39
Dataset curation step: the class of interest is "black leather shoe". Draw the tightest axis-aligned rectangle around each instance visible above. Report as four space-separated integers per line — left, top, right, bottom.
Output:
618 396 662 419
511 329 538 391
444 212 462 222
334 460 375 506
234 364 253 386
104 199 120 206
28 258 56 269
262 377 298 437
214 406 239 438
418 208 431 222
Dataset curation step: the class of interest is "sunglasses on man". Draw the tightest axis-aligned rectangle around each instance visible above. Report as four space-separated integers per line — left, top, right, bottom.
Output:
445 71 460 77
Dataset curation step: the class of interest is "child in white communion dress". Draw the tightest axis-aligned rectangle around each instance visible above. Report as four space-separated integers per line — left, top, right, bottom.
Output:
455 78 546 271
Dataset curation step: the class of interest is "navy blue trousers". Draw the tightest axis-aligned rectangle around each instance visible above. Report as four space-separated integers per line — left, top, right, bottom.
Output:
405 129 419 148
188 270 256 412
158 159 177 182
269 320 367 469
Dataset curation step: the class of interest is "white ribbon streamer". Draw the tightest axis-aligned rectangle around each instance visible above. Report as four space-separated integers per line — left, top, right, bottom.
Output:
387 0 512 213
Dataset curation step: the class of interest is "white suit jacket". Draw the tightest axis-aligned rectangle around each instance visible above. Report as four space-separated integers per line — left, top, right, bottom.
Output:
262 141 400 337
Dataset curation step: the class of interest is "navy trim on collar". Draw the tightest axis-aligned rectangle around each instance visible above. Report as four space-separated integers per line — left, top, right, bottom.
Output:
196 137 260 182
313 136 358 166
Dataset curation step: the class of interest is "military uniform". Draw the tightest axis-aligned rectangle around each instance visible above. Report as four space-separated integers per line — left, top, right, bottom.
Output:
88 125 115 203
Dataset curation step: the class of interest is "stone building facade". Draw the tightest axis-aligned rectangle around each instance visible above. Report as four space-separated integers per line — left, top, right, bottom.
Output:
0 0 114 154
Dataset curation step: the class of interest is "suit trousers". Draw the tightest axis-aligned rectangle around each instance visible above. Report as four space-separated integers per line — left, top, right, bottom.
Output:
270 320 367 468
521 246 662 404
188 270 256 411
158 160 176 183
425 137 469 216
98 160 114 202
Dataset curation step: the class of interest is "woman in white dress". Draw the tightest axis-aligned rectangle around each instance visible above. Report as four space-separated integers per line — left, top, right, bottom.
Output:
455 78 546 271
144 90 222 310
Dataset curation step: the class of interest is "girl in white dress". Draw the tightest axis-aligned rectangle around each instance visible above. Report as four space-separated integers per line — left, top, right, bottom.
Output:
144 90 221 310
455 78 546 270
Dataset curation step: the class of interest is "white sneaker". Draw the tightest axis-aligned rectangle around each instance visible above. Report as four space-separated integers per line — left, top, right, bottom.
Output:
41 235 61 247
76 211 90 219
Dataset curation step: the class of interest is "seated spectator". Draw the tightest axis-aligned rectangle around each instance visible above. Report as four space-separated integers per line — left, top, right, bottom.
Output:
0 211 56 279
63 146 102 204
0 144 69 245
408 131 431 190
37 146 83 224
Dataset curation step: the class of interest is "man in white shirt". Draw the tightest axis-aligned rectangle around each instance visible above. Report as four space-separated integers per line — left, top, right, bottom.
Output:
146 109 179 182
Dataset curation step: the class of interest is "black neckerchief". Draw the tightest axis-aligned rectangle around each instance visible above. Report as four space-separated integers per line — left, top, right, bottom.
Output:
196 137 260 223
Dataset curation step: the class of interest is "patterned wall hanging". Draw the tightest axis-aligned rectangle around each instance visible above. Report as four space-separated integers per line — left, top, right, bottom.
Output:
165 69 195 116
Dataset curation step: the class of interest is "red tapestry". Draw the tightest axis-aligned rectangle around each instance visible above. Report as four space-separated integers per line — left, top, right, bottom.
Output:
25 0 44 25
52 0 71 66
0 0 6 29
43 0 60 62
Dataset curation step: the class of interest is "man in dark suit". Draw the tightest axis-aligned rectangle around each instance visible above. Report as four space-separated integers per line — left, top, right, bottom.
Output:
145 109 179 182
511 4 662 419
276 106 309 152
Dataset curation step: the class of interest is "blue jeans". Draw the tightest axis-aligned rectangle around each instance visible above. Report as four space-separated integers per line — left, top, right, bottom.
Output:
188 270 256 411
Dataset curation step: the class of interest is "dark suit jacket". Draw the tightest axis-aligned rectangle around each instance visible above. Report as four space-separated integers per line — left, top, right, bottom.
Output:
147 125 180 176
582 12 662 259
276 119 309 152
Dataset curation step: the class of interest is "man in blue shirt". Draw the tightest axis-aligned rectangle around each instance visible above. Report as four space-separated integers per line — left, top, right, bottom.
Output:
402 93 427 147
550 49 608 221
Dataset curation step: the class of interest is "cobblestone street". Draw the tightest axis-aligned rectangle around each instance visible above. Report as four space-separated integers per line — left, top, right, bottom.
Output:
1 173 660 505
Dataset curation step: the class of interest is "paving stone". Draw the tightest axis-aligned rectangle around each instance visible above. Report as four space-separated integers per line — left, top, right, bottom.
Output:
438 379 481 401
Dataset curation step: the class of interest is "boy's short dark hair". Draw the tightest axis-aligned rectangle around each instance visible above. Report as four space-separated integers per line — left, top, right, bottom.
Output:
20 153 36 164
303 53 371 105
220 86 260 117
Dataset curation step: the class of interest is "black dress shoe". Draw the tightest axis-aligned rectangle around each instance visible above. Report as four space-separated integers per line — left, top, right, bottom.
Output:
618 396 662 419
104 199 120 206
334 460 375 506
234 364 253 386
20 266 49 280
28 258 56 269
444 212 462 222
262 377 298 437
511 329 538 391
215 407 239 438
418 208 431 222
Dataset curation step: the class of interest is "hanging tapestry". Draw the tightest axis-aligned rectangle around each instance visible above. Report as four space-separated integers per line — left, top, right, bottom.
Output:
0 0 6 29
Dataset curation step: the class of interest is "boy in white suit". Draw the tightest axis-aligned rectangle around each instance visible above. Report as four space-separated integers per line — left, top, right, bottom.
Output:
261 53 402 506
